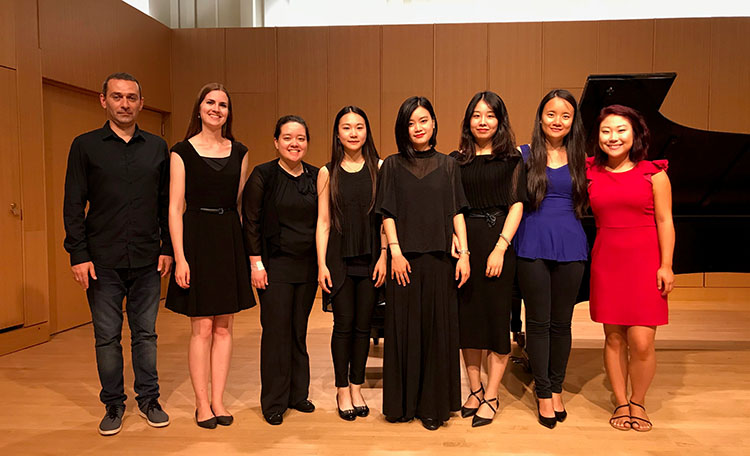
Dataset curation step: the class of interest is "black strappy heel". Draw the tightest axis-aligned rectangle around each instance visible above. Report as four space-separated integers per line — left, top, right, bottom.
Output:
471 397 498 427
461 384 484 418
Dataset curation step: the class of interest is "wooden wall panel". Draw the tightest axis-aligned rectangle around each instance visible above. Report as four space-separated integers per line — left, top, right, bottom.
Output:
16 0 49 327
0 67 24 330
276 27 329 166
171 28 226 144
0 0 15 68
381 25 434 157
328 26 382 154
597 20 654 74
225 28 277 94
488 22 542 145
654 19 711 129
542 21 598 92
39 0 171 111
435 24 488 151
232 92 278 169
709 17 750 135
705 273 750 288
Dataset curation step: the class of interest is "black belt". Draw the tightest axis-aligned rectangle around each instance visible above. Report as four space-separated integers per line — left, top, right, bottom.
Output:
466 209 505 227
188 207 236 215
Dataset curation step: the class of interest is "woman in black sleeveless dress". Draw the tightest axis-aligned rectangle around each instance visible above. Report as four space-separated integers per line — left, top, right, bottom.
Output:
166 83 254 429
377 96 470 431
450 91 526 427
242 115 319 426
315 106 387 421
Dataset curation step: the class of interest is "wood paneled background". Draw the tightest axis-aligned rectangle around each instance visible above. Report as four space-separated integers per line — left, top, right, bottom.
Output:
0 0 748 354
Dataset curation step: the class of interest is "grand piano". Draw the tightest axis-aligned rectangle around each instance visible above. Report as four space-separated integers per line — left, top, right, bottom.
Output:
578 73 750 281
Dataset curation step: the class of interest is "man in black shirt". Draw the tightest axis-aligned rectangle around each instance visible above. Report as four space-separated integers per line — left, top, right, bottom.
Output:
63 72 173 436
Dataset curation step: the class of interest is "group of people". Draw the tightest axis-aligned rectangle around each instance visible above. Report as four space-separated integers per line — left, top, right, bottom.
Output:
63 72 675 436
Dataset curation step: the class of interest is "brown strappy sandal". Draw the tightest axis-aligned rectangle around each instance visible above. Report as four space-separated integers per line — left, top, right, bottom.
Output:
609 404 632 431
629 401 653 432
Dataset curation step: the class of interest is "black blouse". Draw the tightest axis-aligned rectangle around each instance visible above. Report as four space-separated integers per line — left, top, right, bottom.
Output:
449 151 527 211
242 159 319 283
375 149 468 255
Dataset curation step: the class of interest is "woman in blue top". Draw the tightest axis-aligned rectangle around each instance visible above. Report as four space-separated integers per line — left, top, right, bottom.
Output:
515 89 588 429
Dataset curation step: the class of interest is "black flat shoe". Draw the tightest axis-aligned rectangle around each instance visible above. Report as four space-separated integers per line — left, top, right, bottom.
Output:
472 397 498 428
420 417 442 431
195 410 217 429
536 401 557 429
461 384 484 418
264 412 283 425
291 400 315 413
554 409 567 423
353 404 369 417
210 406 234 426
336 394 356 421
385 415 412 423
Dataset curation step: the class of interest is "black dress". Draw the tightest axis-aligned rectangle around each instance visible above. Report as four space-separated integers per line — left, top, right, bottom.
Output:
450 151 527 354
166 140 255 317
375 149 469 422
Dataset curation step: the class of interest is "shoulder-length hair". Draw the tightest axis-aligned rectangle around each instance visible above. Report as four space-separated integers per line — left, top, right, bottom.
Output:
183 83 234 141
328 106 380 233
455 91 516 165
394 96 437 159
527 89 588 218
593 104 650 167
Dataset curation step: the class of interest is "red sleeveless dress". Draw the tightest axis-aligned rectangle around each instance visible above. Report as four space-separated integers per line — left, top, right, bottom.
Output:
586 157 669 326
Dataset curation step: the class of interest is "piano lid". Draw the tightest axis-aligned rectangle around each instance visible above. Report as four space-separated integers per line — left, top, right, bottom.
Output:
578 73 750 274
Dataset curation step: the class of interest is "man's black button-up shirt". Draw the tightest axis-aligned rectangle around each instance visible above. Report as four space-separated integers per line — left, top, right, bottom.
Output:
63 121 173 268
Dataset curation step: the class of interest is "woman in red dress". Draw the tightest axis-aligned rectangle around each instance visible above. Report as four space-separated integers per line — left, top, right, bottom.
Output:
586 105 675 432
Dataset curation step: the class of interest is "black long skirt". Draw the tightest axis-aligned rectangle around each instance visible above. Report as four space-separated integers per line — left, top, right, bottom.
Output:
457 215 516 354
382 252 461 422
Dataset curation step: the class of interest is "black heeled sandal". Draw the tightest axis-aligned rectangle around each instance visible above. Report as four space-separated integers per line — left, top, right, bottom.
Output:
471 397 498 428
461 384 484 418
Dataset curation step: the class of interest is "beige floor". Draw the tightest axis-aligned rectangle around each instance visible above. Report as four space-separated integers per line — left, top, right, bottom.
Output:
1 297 749 456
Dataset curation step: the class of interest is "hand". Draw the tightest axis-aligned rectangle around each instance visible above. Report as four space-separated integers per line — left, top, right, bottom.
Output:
175 260 190 289
455 255 470 288
157 255 173 277
251 268 268 290
450 234 460 259
318 265 333 294
486 246 505 278
656 266 674 296
372 253 387 288
391 253 411 286
71 261 97 290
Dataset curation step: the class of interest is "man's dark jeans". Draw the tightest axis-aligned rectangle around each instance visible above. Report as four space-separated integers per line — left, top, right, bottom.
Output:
86 263 161 408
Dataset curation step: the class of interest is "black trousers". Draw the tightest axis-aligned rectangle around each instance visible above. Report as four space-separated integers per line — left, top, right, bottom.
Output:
517 258 585 398
258 281 318 415
331 274 376 387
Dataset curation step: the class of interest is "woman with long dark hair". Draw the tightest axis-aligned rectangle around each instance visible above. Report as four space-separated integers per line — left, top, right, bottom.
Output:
242 115 319 426
450 91 526 427
377 96 470 431
514 89 589 429
166 83 254 429
587 105 674 432
315 106 387 421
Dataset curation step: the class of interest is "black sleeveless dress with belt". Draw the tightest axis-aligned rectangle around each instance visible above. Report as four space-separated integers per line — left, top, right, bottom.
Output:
166 140 255 317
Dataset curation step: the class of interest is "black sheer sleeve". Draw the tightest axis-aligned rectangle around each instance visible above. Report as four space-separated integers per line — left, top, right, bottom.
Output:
375 155 399 220
242 166 265 256
446 156 469 215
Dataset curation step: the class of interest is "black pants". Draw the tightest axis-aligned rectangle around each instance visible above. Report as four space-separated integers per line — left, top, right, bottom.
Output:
258 281 317 415
517 258 585 398
511 275 523 333
86 263 161 408
331 274 376 387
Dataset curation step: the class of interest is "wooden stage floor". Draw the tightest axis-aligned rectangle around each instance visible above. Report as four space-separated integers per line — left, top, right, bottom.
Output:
1 298 749 455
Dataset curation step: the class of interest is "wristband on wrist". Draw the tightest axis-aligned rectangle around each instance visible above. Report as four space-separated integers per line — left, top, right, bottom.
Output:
496 233 510 247
251 261 265 271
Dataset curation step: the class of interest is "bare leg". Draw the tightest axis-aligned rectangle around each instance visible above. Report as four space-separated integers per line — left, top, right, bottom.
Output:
189 317 214 421
603 324 630 429
627 325 656 430
476 351 508 419
210 314 234 416
337 385 353 411
551 392 565 413
350 383 366 408
461 348 484 409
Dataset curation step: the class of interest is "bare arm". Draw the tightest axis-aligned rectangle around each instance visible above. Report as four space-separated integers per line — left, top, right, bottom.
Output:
652 171 675 295
452 213 470 287
486 201 523 277
169 152 189 288
383 217 411 286
315 166 333 293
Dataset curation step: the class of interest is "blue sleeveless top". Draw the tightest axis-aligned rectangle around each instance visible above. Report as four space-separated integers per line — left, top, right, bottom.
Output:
513 144 588 262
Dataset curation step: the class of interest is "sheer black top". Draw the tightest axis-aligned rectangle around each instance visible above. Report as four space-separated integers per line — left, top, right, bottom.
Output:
375 149 468 255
